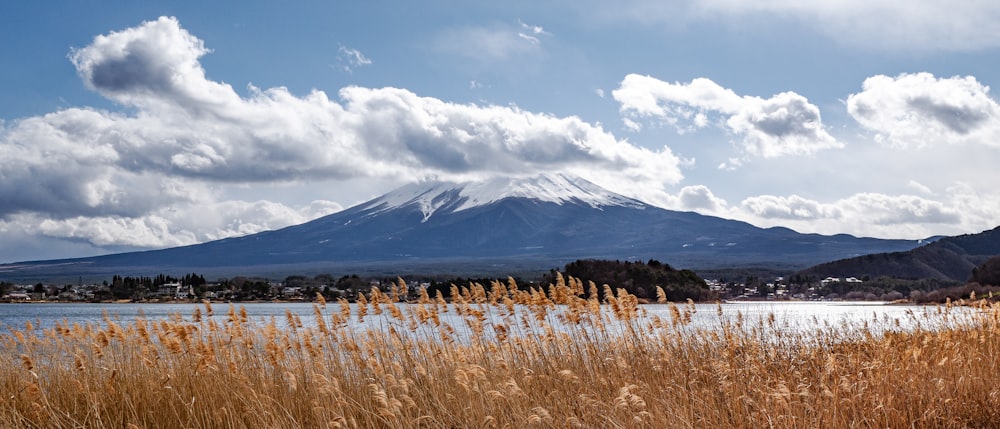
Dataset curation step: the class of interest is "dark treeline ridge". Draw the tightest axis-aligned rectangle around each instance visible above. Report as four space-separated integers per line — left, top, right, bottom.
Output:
552 259 712 302
2 258 714 303
109 273 207 300
972 256 1000 286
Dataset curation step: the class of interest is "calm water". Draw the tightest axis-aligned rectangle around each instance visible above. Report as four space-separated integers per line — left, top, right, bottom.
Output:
0 300 938 335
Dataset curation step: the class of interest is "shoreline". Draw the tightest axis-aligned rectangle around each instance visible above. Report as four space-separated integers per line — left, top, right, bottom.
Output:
0 298 923 306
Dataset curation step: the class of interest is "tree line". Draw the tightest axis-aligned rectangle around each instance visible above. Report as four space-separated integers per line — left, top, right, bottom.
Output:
551 259 713 302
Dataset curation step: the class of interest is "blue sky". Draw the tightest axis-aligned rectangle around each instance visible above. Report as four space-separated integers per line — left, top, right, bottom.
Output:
2 0 1000 262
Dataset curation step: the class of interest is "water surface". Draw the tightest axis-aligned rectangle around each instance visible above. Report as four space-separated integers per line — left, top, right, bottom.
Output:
0 300 937 335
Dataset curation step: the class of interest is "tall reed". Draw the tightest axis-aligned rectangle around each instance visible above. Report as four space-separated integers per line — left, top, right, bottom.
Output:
1 278 998 428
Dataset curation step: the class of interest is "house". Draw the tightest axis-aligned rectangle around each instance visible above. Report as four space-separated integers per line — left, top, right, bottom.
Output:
281 286 304 299
152 282 194 300
58 290 82 301
2 292 30 302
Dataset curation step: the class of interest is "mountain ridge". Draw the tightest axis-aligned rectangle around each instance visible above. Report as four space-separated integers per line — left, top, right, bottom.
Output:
0 174 928 282
797 226 1000 281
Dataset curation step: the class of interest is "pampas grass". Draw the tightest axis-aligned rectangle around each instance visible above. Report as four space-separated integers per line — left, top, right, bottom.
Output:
2 276 999 428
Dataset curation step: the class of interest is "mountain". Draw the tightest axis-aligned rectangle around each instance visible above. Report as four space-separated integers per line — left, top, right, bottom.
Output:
1 174 926 281
797 226 1000 281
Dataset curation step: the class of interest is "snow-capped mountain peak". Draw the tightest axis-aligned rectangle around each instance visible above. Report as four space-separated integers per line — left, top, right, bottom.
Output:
362 173 644 221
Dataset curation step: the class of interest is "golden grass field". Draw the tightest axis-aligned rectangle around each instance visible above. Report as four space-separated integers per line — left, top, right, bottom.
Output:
2 275 999 428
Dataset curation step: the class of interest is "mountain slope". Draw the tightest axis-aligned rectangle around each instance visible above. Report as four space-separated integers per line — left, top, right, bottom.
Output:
797 226 1000 281
1 174 926 280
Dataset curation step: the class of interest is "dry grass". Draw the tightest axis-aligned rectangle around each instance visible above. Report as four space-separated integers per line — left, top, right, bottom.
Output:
2 275 1000 428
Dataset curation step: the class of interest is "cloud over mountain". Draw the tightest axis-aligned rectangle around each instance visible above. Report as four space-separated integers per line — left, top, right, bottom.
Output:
0 17 683 250
2 12 1000 263
64 17 679 182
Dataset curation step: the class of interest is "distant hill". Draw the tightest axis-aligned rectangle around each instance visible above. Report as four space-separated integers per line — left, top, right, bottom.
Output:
557 259 712 302
797 226 1000 281
0 174 924 283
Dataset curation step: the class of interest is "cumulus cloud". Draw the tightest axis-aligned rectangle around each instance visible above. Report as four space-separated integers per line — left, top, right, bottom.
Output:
0 110 209 218
340 86 684 182
614 74 842 163
944 182 1000 234
735 191 967 239
846 193 962 225
676 185 728 212
740 195 842 220
847 73 1000 148
636 181 980 240
33 199 343 248
741 193 960 225
613 178 993 240
0 16 683 249
38 215 194 248
70 16 238 110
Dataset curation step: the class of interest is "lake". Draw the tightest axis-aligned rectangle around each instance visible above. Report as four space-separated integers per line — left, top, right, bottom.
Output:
0 300 945 338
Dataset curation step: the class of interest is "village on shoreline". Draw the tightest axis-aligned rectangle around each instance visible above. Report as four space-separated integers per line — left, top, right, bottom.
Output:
0 272 966 305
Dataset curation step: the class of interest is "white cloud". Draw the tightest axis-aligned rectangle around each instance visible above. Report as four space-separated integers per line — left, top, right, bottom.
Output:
337 86 684 184
0 109 209 218
843 193 961 226
614 74 842 163
740 194 842 221
733 191 975 239
519 19 549 36
517 19 550 45
717 157 742 171
740 192 960 225
0 214 132 262
622 181 981 240
847 73 1000 148
0 16 683 249
70 16 238 110
38 215 194 248
518 33 540 44
907 180 933 195
944 182 1000 235
34 199 343 248
613 75 743 120
594 183 730 217
336 45 372 73
676 185 728 212
621 117 641 132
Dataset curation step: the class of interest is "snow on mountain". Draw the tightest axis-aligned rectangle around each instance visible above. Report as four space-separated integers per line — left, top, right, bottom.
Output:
1 172 930 281
361 173 644 221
